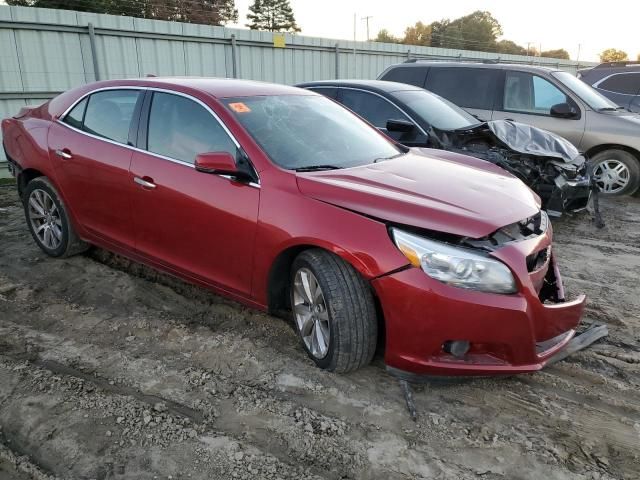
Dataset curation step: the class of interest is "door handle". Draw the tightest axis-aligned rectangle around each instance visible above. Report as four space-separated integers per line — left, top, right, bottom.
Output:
134 176 156 189
55 149 72 159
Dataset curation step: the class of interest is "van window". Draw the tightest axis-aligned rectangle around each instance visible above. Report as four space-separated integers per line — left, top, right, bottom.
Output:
425 68 497 110
503 71 569 115
598 73 640 95
380 67 427 88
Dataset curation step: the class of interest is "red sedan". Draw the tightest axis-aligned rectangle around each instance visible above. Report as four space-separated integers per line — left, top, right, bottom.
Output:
1 78 585 377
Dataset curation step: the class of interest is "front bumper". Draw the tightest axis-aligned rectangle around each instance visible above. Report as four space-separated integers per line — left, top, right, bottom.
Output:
372 228 585 376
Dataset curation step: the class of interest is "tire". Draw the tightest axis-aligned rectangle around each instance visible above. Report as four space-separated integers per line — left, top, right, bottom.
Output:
290 249 377 373
589 149 640 196
23 177 89 257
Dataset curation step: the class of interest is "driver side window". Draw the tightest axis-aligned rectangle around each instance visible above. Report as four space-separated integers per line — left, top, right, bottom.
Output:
503 72 568 115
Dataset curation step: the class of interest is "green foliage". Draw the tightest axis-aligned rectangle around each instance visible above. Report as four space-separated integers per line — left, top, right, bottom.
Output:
5 0 239 25
374 29 400 44
246 0 300 32
495 39 527 55
430 10 502 50
599 48 628 62
402 21 431 46
540 49 570 60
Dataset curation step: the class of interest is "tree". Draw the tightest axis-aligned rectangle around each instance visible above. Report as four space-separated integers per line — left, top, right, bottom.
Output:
246 0 300 32
5 0 239 25
495 39 527 55
540 48 570 60
402 21 431 46
374 29 400 44
430 11 502 51
599 48 628 62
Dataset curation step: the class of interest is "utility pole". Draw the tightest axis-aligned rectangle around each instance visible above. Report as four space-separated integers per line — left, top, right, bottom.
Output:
361 15 373 41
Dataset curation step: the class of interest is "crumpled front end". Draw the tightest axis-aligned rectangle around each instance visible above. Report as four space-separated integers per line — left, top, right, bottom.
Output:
430 120 592 216
374 212 585 377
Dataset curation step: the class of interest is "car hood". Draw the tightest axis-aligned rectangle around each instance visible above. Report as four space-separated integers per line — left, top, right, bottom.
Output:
295 149 541 238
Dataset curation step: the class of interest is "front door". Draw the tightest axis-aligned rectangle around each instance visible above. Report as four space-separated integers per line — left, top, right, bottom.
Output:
49 88 143 249
129 90 259 297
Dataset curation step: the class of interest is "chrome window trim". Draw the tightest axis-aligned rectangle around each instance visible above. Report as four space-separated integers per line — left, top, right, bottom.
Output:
593 72 640 97
314 86 429 137
56 85 260 188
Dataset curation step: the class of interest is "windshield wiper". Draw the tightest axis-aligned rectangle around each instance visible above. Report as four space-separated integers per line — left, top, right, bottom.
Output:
373 152 406 163
597 107 618 112
294 165 342 172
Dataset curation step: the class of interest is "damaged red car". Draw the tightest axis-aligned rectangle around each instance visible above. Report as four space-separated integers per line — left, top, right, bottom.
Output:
1 78 585 377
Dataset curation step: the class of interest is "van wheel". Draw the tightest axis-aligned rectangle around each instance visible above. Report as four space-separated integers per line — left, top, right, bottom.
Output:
290 249 377 373
590 149 640 196
23 177 89 257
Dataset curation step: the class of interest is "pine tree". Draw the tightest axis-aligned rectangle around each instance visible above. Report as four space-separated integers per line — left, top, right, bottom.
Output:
246 0 300 33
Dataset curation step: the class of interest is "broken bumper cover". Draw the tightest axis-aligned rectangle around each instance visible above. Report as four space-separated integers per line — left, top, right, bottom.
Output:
372 231 586 377
544 175 592 217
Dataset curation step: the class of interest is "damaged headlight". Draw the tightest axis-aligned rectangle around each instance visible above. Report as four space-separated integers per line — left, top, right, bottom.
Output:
391 228 517 294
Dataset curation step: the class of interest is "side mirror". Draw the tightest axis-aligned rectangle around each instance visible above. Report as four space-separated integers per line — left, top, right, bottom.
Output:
195 152 239 175
550 103 578 119
386 119 416 133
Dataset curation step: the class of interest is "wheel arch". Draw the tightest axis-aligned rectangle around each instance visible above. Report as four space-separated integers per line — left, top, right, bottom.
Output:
17 168 45 197
265 240 376 316
584 144 640 164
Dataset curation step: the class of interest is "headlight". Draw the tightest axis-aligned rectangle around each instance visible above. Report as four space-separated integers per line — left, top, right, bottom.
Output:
391 228 517 294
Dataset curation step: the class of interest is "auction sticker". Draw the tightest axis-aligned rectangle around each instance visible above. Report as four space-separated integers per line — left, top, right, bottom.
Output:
229 102 251 113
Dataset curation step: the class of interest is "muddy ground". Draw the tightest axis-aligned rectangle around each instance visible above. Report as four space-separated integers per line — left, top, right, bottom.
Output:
0 183 639 480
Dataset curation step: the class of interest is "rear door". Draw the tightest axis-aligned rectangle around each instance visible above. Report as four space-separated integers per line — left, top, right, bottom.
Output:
424 67 498 121
48 88 143 249
492 70 586 146
129 90 259 297
336 88 428 146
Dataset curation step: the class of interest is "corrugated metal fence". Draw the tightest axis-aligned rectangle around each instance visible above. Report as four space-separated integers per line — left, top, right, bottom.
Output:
0 5 593 165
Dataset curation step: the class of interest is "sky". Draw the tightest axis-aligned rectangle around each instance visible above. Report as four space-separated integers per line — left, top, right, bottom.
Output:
230 0 640 62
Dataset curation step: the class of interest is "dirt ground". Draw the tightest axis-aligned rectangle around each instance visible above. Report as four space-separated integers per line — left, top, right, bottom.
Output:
0 183 639 480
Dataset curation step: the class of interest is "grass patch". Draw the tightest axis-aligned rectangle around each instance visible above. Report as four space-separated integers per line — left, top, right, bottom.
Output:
0 177 16 186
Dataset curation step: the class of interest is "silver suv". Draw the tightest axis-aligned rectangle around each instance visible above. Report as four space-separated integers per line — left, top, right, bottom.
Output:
379 61 640 195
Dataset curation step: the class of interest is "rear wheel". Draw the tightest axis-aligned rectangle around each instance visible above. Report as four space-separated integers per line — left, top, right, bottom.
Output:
290 249 377 373
590 149 640 196
23 177 89 257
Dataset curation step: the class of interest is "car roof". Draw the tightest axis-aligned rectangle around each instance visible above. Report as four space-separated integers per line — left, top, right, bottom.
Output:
87 77 312 98
297 79 422 95
383 61 560 74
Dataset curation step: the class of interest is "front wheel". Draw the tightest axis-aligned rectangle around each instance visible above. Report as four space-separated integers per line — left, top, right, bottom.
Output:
290 249 377 373
23 177 89 257
590 149 640 196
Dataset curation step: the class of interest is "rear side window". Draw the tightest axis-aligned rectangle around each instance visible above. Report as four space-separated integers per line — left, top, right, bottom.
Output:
380 66 427 88
597 73 640 95
63 97 87 129
339 89 411 128
83 90 140 144
147 92 237 164
425 68 497 110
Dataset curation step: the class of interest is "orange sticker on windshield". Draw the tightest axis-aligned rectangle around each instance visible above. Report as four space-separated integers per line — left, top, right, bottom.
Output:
229 102 251 113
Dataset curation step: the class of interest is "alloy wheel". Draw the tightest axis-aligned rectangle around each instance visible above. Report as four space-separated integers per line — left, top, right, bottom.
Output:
592 159 630 194
28 189 63 250
292 268 330 359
